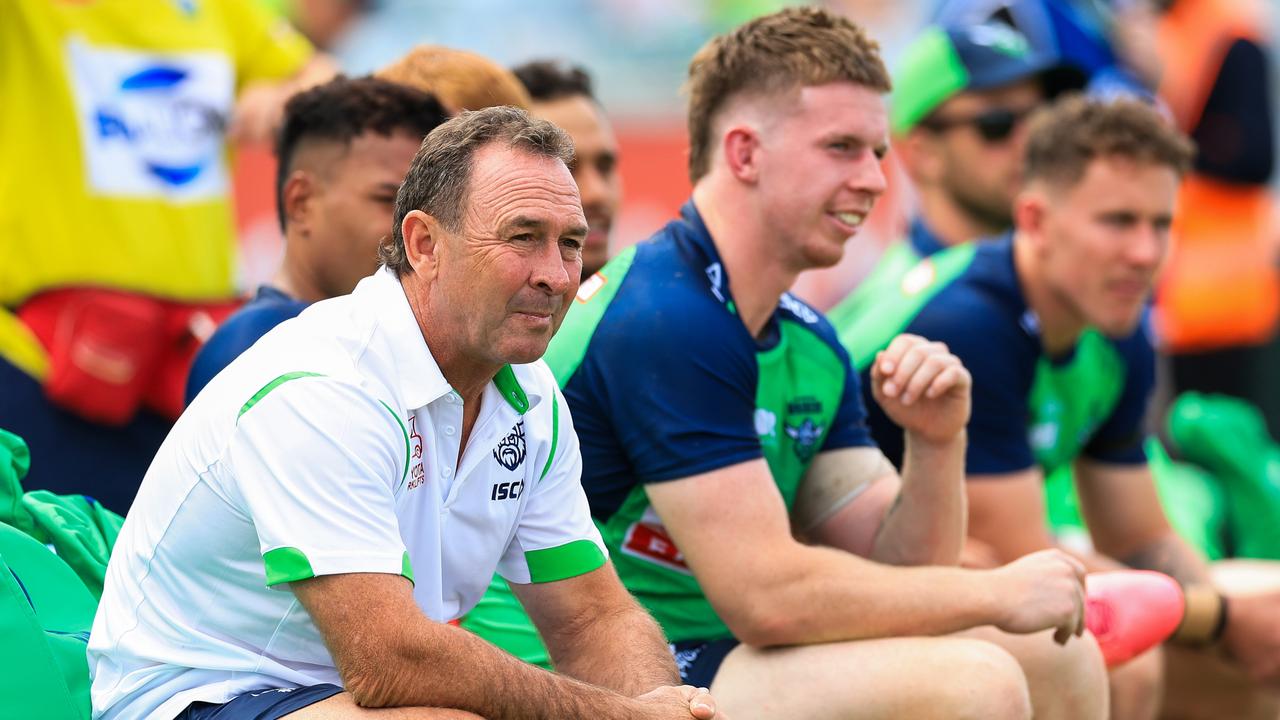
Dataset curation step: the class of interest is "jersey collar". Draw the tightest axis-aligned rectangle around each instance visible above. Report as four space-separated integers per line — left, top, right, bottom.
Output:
679 200 787 348
680 201 740 313
363 268 539 414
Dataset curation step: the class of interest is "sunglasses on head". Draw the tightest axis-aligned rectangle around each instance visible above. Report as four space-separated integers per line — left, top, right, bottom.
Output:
919 106 1034 143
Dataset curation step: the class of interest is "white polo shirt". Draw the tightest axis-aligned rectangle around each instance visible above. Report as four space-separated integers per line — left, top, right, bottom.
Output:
88 268 606 720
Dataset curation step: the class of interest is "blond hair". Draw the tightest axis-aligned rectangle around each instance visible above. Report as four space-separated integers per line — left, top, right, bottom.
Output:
378 45 531 113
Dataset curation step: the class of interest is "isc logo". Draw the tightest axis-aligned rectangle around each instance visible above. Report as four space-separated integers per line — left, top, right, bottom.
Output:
491 481 524 501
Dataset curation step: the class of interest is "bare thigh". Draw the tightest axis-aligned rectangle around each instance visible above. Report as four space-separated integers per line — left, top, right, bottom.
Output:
709 635 1032 720
960 626 1110 720
282 692 484 719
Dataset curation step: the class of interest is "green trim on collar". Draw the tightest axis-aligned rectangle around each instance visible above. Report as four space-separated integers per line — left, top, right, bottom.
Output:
525 540 605 583
238 372 325 421
493 365 529 414
539 394 559 483
263 547 315 586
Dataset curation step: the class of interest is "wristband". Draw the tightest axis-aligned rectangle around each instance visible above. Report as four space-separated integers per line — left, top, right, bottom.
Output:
1171 585 1224 646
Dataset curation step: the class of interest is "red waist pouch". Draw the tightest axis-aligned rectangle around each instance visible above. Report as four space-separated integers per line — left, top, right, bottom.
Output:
19 290 167 426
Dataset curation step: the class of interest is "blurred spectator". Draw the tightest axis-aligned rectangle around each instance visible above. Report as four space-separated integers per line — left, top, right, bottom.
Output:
828 20 1083 325
1152 0 1280 438
513 60 622 278
0 0 333 512
931 0 1162 101
185 76 448 404
269 0 376 50
378 44 531 112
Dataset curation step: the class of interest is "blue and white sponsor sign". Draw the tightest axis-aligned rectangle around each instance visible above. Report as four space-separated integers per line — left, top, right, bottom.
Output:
66 38 233 200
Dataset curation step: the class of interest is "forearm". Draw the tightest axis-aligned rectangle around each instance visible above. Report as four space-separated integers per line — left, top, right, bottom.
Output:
1117 530 1212 587
346 618 641 719
546 595 679 696
723 543 1000 646
871 431 966 566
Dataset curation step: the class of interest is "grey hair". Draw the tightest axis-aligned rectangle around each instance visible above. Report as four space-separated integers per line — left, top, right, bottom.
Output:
380 105 575 275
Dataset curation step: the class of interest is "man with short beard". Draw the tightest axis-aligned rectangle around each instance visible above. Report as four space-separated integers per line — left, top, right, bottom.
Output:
829 20 1082 326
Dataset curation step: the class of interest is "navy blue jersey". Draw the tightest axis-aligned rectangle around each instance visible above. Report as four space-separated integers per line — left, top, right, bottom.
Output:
844 237 1154 476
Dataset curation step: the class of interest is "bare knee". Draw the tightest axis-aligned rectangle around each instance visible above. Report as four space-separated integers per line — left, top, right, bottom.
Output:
929 640 1033 720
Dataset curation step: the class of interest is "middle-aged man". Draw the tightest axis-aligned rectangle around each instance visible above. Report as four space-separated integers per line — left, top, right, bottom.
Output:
185 75 449 404
467 8 1109 720
513 60 622 278
847 95 1280 718
88 107 721 720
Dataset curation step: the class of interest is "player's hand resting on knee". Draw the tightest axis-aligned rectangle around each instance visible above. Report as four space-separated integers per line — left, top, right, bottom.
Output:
633 684 723 719
989 549 1089 645
871 334 971 445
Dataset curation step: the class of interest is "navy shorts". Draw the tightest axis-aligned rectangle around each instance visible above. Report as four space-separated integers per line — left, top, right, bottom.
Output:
176 684 343 720
671 638 739 688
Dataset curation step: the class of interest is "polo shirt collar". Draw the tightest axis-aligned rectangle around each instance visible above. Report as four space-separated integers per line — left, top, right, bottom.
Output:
363 268 540 414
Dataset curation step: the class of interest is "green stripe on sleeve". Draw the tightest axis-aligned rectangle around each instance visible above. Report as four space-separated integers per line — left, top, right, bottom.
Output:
379 400 410 490
263 546 315 586
538 394 559 483
401 551 415 584
238 371 325 421
525 539 605 583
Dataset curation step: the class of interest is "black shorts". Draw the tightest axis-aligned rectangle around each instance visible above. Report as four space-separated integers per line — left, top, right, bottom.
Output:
176 684 343 720
670 638 740 688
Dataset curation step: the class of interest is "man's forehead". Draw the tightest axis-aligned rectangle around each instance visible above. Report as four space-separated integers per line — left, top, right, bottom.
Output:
466 145 585 225
788 82 888 139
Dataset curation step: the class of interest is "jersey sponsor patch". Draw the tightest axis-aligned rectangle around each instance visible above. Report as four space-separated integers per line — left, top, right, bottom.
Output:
754 408 778 441
576 272 606 302
65 39 233 200
493 421 526 471
900 259 938 296
621 508 691 574
407 414 427 490
778 293 819 324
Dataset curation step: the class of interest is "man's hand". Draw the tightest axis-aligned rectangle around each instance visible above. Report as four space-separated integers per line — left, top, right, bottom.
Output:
633 685 722 719
987 549 1088 644
1222 590 1280 685
870 334 971 444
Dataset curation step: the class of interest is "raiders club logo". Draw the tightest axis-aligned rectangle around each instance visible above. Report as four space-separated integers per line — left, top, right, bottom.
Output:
493 421 526 471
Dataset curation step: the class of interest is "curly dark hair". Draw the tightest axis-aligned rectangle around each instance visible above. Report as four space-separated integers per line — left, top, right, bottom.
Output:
511 59 596 103
275 75 448 231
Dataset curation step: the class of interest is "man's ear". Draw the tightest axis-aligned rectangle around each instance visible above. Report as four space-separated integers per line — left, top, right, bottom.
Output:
402 209 445 280
722 125 762 184
1013 187 1050 251
282 170 316 236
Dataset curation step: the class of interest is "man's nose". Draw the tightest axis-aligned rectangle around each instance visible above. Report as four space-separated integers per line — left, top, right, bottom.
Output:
531 239 575 294
847 150 887 198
